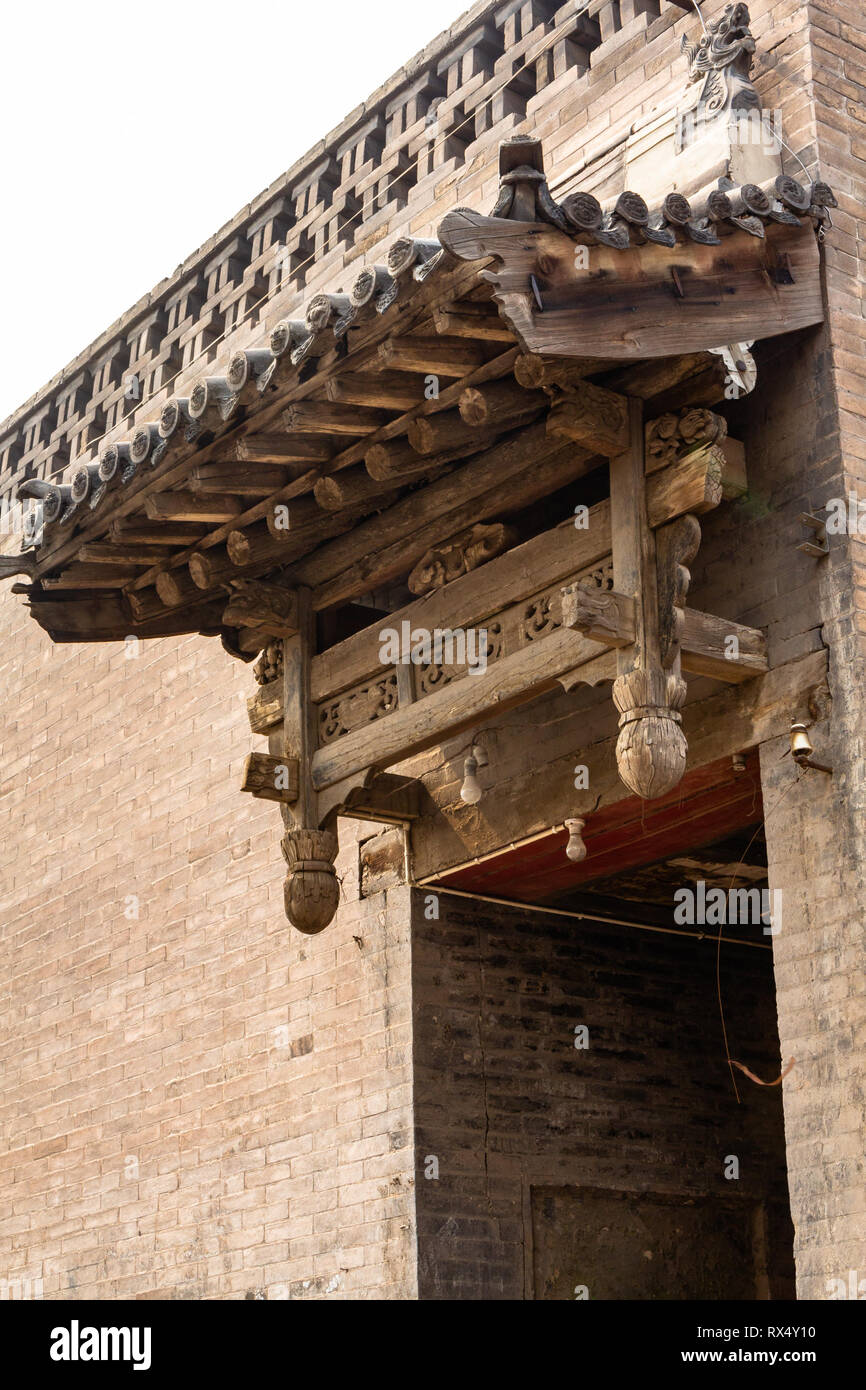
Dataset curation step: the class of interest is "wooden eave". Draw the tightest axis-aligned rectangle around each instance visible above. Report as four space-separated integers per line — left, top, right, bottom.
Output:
2 136 836 648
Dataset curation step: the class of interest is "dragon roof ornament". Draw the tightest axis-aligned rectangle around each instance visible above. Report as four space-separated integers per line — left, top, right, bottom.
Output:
681 3 760 119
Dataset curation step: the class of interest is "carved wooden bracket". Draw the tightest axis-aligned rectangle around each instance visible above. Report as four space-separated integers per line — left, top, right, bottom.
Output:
222 579 299 637
407 522 517 595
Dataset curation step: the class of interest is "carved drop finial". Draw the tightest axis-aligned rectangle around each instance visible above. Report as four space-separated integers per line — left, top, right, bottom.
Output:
612 667 688 801
281 828 339 935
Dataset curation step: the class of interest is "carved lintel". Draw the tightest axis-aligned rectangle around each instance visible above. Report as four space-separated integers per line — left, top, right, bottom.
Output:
281 828 339 935
407 523 517 596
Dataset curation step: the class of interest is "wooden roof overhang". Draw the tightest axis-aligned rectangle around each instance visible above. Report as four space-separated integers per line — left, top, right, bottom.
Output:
0 133 835 936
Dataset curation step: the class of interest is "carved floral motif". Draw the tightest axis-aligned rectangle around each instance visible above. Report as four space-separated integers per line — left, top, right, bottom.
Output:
319 675 399 743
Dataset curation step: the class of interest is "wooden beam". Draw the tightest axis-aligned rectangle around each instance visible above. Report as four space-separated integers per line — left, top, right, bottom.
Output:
76 543 174 566
324 771 421 825
41 566 136 589
299 423 594 610
110 520 208 546
561 586 636 647
646 444 724 527
563 585 768 682
407 409 494 456
325 372 422 412
235 434 334 465
608 397 688 799
248 679 283 734
310 506 612 700
145 491 243 523
281 401 387 435
283 589 317 827
438 212 825 359
313 467 400 512
433 308 514 342
679 608 769 682
458 381 547 428
376 336 486 376
514 355 615 389
189 462 290 496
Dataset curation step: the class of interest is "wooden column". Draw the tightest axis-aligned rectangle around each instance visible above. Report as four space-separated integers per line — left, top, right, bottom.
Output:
609 397 688 799
278 587 339 934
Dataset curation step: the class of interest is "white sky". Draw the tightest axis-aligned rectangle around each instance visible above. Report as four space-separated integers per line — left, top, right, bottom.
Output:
0 0 473 423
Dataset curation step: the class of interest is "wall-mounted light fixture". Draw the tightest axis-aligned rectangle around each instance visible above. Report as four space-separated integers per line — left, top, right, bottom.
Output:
789 721 833 775
564 817 587 863
460 743 488 805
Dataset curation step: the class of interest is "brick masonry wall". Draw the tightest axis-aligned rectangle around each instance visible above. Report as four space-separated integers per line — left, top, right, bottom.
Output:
411 890 793 1300
759 0 866 1302
0 582 416 1299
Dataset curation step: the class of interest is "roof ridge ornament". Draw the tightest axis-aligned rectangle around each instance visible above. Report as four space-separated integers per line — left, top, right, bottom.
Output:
490 136 567 229
680 2 760 124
